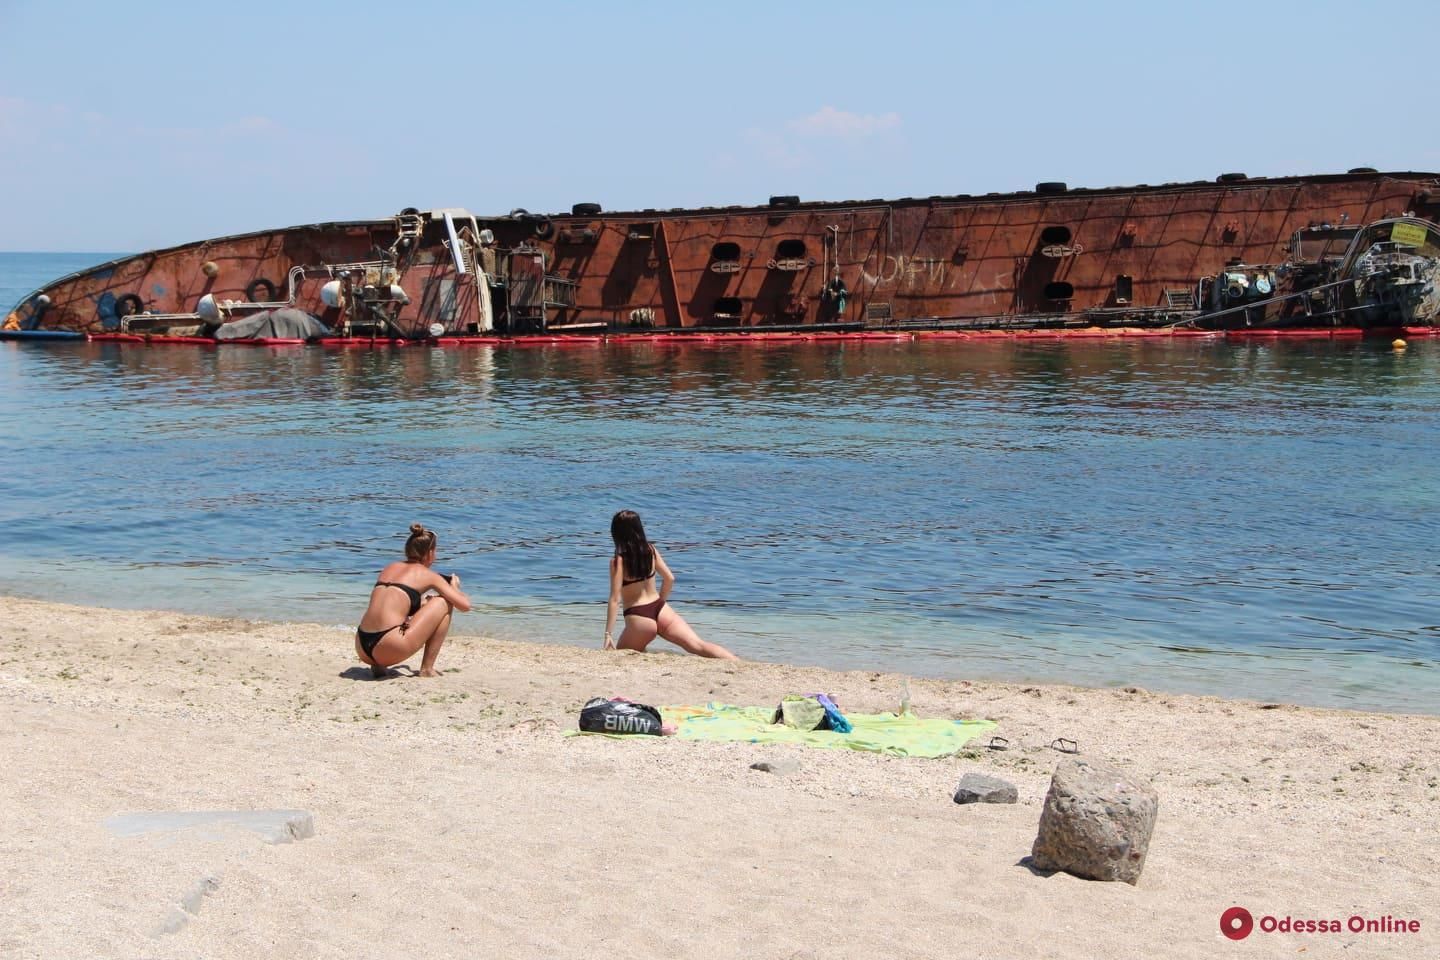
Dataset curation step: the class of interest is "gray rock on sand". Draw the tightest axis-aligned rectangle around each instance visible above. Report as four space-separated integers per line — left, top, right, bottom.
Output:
1030 757 1157 885
952 772 1018 804
750 758 800 776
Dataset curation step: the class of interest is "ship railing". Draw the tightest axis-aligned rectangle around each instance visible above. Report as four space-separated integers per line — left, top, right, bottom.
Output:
119 312 206 333
286 261 400 288
208 262 397 320
217 295 291 313
207 269 305 316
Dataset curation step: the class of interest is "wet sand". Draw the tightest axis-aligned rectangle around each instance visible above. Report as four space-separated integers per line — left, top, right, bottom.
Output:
1 596 1435 959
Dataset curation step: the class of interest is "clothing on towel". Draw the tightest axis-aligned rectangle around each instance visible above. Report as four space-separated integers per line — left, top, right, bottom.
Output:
811 693 853 733
660 703 995 758
774 696 828 731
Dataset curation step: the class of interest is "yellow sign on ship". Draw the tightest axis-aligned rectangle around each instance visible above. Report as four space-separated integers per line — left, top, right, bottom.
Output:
1390 222 1429 247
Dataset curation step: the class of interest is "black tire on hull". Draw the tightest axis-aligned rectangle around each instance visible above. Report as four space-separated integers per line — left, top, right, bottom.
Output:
115 293 144 317
246 278 278 302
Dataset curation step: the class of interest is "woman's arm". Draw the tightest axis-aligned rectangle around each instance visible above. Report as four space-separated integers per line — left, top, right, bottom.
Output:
654 547 675 603
429 571 472 613
604 556 621 649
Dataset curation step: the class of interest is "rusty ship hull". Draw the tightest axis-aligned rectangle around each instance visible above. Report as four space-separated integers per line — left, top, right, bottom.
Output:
7 170 1440 344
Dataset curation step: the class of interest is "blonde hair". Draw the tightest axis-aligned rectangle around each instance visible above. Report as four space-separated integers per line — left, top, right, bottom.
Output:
405 523 437 561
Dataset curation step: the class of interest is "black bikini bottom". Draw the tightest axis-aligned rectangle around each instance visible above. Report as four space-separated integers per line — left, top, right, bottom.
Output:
357 624 401 659
622 598 665 621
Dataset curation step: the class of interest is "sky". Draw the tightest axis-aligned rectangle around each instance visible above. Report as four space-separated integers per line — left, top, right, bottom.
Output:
4 0 1440 252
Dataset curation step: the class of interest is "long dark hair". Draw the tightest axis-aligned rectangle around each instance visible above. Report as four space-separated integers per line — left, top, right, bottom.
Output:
610 510 653 580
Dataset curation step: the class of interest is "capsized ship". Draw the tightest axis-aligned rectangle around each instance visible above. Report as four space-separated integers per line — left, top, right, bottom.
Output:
6 169 1440 345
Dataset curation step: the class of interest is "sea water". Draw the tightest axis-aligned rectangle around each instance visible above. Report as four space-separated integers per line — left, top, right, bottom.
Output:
3 253 1437 713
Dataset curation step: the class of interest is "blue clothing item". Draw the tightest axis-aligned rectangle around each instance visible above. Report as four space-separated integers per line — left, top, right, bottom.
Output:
811 692 853 733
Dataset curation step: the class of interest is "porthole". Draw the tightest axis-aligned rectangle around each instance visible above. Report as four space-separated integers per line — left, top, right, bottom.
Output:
713 297 743 318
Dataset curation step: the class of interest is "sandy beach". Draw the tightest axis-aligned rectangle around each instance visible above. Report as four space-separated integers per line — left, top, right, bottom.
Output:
1 595 1434 959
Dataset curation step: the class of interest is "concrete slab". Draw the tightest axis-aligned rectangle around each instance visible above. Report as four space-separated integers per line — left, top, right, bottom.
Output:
104 809 315 845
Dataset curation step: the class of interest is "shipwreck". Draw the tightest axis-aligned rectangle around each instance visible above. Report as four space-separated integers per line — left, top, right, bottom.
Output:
6 169 1440 345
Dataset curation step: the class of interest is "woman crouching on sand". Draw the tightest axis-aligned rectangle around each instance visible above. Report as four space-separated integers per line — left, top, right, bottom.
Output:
605 510 736 659
355 523 471 678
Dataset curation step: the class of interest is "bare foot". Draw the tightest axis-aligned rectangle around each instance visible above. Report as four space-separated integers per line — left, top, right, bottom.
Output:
419 667 443 678
369 664 395 680
660 722 678 736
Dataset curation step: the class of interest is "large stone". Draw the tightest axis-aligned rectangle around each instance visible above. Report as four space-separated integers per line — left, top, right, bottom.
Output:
953 772 1017 804
1030 757 1158 885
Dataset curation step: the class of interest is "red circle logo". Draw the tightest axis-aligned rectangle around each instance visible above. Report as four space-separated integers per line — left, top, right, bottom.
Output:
1221 906 1254 941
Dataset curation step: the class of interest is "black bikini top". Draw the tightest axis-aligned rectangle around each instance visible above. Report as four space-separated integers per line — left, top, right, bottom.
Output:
375 580 424 616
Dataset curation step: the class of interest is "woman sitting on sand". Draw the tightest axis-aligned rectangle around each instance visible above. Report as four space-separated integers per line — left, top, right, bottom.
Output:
355 523 471 678
604 510 737 659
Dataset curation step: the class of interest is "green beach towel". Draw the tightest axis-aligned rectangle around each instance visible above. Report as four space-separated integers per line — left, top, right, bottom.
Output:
666 703 994 758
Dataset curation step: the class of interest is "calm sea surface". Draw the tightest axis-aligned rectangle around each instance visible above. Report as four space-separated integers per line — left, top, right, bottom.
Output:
3 253 1437 713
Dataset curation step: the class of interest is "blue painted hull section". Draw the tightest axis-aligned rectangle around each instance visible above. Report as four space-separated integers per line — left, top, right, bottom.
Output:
0 329 86 341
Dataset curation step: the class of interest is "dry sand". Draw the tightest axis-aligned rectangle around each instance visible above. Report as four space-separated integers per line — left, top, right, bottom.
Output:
0 595 1435 959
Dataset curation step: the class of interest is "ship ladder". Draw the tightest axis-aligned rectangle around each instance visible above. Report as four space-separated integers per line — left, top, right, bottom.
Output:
1164 288 1197 311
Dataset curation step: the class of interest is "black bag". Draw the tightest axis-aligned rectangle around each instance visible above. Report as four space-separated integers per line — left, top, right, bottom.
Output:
579 697 664 735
